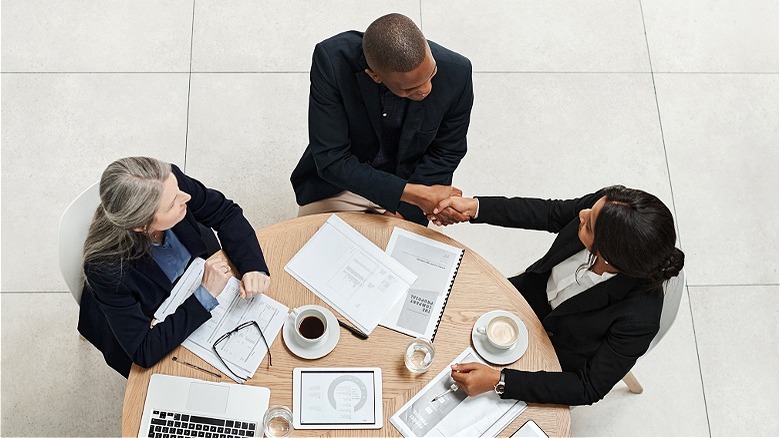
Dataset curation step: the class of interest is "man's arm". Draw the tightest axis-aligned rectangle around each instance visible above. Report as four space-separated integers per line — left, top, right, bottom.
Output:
398 60 474 220
307 43 407 212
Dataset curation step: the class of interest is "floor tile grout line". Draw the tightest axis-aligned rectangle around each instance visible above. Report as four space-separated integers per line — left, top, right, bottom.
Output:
0 291 70 294
687 283 780 288
639 2 711 436
2 71 777 75
418 0 424 32
183 0 195 172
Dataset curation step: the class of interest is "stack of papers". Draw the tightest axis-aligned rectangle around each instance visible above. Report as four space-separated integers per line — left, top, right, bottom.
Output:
391 348 527 437
155 258 288 382
284 214 417 335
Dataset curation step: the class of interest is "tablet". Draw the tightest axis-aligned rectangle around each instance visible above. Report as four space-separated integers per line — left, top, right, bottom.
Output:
292 367 383 429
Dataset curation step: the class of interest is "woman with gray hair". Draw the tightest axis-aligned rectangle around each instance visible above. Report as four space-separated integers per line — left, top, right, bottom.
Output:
78 156 270 377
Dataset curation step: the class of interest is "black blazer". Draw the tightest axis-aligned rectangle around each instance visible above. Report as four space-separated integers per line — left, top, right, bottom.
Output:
290 31 474 225
472 191 663 406
77 165 269 377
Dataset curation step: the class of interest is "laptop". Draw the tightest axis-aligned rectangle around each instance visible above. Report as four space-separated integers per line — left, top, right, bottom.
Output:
138 374 270 438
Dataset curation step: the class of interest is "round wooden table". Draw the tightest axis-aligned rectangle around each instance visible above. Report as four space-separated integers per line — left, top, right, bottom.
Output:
122 213 571 437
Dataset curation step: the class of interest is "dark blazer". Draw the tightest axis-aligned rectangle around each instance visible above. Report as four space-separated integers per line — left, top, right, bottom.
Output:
472 191 663 406
290 31 474 225
77 165 269 377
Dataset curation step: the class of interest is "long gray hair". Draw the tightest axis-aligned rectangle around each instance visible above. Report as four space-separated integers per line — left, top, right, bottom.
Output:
82 157 171 273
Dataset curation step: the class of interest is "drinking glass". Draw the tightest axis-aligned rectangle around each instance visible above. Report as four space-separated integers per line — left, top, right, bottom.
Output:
404 337 435 373
263 405 293 438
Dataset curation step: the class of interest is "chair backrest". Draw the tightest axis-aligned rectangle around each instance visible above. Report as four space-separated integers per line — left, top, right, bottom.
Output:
58 182 100 305
646 269 686 353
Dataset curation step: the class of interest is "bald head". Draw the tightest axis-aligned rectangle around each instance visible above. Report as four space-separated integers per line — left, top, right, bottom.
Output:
363 13 428 73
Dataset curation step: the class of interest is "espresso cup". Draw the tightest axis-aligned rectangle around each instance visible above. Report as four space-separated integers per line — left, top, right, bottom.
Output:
291 307 328 345
476 315 520 350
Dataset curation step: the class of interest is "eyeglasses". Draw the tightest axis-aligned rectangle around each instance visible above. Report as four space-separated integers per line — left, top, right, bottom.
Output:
212 320 271 381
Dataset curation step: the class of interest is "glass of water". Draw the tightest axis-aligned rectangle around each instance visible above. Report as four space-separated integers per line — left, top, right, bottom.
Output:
263 405 293 438
404 337 435 373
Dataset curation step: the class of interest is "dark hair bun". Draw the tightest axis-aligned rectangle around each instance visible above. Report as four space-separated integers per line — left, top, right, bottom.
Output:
658 248 685 280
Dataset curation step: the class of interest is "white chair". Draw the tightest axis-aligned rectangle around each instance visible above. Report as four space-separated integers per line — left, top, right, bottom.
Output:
622 269 687 394
58 182 100 305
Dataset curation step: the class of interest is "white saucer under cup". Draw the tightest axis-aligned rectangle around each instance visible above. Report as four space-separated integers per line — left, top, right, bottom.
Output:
471 310 528 366
283 305 340 360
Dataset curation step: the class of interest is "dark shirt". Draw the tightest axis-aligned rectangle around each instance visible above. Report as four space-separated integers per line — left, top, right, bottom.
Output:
371 85 409 173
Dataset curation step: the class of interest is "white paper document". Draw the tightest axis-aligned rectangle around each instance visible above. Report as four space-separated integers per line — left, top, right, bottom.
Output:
381 228 464 341
391 348 527 437
155 258 288 382
284 214 417 335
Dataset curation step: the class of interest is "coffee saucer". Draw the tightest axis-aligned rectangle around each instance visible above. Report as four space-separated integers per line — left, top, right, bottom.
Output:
471 310 528 366
283 305 340 360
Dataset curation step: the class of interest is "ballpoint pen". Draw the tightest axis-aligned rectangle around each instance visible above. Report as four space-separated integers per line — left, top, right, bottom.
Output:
431 383 459 402
172 356 222 378
338 319 369 340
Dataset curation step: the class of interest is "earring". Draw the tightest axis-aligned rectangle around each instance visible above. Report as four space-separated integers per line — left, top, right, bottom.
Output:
603 258 609 265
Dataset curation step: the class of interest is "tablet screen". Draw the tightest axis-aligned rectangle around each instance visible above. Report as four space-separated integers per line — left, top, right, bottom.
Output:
298 370 378 425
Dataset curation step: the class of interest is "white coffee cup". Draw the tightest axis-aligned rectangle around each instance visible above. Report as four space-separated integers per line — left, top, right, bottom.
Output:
476 315 520 350
290 307 328 345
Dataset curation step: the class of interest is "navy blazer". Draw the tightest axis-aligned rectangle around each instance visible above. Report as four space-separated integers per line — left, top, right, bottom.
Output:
290 31 474 225
472 191 663 406
77 165 269 377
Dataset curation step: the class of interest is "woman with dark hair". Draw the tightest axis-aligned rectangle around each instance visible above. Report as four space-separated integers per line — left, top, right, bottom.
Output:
78 157 271 377
429 186 684 406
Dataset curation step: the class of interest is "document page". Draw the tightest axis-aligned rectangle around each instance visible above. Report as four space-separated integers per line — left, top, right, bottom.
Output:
155 257 288 382
381 228 464 340
391 348 526 437
285 214 417 335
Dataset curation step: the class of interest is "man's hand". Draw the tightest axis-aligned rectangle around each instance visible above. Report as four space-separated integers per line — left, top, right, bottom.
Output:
401 183 462 215
428 196 478 226
450 362 502 397
240 271 271 299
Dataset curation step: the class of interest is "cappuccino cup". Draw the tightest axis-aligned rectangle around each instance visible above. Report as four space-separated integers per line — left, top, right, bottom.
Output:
290 307 329 346
477 315 520 350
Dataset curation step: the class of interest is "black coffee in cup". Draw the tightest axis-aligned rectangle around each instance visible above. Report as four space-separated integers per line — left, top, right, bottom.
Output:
298 315 325 339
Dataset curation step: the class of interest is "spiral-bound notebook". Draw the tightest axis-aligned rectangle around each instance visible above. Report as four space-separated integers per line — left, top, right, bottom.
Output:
380 228 465 342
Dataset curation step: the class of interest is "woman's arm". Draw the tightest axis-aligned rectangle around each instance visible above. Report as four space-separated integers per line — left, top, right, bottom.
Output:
171 165 268 277
471 190 604 233
86 265 212 369
502 319 659 405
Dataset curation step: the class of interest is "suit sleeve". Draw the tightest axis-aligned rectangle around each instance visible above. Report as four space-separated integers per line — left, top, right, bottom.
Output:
307 43 407 211
501 320 659 405
471 190 605 233
171 165 268 276
85 264 212 369
397 60 474 222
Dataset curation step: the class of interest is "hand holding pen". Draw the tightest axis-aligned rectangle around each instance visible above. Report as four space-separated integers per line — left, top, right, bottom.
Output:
431 383 459 402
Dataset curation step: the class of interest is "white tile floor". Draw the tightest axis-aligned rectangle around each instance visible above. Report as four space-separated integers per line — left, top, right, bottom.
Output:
1 1 777 436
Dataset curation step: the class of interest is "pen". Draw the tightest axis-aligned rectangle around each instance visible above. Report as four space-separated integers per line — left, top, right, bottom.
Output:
338 319 369 340
172 356 222 378
431 383 459 402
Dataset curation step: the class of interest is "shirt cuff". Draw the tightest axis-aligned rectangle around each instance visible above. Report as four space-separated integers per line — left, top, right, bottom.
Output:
194 285 219 312
473 198 480 219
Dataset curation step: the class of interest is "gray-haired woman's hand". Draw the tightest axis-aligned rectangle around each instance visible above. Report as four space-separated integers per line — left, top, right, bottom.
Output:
201 257 232 298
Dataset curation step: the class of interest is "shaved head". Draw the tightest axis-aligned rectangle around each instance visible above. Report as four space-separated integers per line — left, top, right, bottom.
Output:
363 13 428 73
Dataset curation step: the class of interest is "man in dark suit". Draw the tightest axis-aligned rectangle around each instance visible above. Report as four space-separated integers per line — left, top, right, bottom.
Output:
290 13 473 225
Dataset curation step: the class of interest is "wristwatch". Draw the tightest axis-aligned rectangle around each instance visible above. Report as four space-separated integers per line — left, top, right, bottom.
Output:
494 369 506 396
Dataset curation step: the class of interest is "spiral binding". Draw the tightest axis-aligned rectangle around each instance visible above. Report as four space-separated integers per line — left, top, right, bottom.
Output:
430 248 465 343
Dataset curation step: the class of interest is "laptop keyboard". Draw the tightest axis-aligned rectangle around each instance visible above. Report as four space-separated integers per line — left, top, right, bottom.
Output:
147 410 257 438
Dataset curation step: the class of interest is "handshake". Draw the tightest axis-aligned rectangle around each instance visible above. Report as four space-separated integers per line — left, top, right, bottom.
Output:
402 183 479 227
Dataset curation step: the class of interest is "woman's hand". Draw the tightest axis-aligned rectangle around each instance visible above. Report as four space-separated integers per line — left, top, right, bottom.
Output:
450 362 501 396
428 196 477 226
202 258 233 298
240 271 271 299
